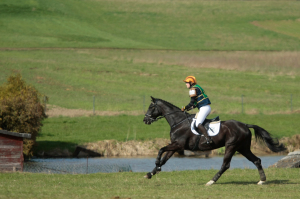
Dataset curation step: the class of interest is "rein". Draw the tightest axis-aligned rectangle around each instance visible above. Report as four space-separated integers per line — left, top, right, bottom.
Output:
169 111 192 129
146 102 192 129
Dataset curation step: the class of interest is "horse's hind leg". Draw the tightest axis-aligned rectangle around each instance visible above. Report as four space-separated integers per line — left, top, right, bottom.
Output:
238 148 266 185
206 146 236 186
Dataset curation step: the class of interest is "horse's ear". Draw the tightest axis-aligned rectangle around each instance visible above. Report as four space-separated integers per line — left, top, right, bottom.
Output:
151 96 156 102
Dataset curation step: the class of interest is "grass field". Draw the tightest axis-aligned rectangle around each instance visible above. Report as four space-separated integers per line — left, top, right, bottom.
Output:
0 0 299 113
1 0 300 50
0 0 299 153
0 1 299 197
0 168 299 198
0 50 299 114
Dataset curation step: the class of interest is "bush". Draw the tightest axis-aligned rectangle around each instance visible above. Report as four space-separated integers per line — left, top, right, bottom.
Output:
0 73 47 158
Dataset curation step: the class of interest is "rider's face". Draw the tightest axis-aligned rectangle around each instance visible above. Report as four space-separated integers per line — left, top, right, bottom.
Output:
185 82 190 88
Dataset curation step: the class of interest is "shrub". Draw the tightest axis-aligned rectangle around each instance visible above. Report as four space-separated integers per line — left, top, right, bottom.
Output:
0 73 47 158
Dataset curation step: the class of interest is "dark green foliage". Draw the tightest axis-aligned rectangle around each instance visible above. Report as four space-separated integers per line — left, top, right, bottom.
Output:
0 73 47 157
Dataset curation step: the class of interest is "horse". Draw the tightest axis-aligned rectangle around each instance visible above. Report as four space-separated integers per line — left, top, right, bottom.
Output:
143 97 286 186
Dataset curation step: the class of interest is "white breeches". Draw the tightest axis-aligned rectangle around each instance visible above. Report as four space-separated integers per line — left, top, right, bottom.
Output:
195 105 211 127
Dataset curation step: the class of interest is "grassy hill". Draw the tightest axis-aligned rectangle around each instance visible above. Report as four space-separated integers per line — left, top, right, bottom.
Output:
0 50 299 113
0 0 300 50
0 0 299 151
1 49 298 152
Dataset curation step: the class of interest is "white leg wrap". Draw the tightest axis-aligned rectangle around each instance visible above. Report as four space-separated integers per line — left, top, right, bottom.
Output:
205 180 215 186
257 180 266 185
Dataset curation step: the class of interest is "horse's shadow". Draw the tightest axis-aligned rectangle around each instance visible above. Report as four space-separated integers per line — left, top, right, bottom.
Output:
217 180 293 185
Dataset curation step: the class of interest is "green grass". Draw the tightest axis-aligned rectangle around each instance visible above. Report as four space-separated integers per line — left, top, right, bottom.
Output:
253 19 300 39
36 113 300 152
0 50 299 114
0 168 299 198
1 0 300 50
0 0 300 153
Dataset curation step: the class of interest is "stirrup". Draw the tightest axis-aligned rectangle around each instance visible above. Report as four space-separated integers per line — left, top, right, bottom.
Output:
202 136 213 145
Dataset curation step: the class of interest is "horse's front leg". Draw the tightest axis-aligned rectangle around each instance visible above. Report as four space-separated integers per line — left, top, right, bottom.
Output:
144 143 182 179
144 151 175 179
156 150 175 173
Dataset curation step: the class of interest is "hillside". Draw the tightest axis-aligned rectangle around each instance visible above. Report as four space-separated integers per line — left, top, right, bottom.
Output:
0 50 299 113
0 0 300 50
0 0 299 153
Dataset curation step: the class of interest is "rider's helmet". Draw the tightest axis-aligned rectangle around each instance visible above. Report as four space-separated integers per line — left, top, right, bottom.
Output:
183 76 197 85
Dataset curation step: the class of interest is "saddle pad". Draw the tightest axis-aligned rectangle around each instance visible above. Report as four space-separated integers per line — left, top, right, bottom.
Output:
191 119 221 136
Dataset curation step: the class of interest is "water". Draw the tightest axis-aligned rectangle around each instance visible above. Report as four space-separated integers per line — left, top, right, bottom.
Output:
24 155 285 174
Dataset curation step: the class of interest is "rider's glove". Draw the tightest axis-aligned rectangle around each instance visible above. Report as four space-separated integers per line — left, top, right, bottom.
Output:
181 106 185 111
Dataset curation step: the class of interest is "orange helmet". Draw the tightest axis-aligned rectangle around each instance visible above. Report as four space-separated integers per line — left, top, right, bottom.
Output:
183 76 197 84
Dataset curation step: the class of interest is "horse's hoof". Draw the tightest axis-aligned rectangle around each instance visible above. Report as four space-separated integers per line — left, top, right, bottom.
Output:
257 180 266 185
144 172 152 179
205 180 215 186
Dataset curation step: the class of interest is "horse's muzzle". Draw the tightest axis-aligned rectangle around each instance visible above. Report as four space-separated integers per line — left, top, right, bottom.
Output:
143 116 153 125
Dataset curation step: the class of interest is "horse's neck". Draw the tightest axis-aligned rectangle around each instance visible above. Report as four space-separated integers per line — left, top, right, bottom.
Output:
158 101 186 127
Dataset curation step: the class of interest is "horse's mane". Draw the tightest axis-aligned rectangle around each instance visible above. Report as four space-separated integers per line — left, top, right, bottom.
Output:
154 97 194 118
155 98 181 110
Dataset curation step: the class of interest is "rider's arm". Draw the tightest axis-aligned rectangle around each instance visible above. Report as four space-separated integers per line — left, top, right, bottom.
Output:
184 97 195 111
182 87 197 111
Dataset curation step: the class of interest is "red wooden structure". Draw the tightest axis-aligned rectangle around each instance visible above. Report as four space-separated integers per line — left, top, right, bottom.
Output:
0 129 31 172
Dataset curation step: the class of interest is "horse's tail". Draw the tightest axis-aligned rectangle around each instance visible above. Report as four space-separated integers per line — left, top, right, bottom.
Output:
246 124 286 152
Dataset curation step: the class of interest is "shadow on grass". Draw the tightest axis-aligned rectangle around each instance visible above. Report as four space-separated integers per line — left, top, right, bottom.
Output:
218 180 293 185
34 141 77 154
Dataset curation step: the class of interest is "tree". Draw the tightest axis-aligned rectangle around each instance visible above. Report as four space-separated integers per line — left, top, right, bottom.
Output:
0 73 47 158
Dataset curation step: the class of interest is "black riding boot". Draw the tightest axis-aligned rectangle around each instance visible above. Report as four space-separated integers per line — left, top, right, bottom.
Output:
197 124 213 144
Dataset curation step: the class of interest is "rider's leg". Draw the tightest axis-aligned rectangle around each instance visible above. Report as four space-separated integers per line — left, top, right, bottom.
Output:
196 105 212 144
198 125 212 144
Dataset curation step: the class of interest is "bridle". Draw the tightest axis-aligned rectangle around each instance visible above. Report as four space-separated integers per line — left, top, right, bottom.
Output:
144 102 166 122
145 101 192 129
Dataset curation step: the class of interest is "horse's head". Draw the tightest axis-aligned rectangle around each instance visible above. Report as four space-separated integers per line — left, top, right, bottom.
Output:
143 97 163 125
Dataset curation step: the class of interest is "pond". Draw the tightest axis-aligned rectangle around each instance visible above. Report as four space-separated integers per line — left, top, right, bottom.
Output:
24 155 285 174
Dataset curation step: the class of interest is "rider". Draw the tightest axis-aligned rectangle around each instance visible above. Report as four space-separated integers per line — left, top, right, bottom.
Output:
181 76 213 144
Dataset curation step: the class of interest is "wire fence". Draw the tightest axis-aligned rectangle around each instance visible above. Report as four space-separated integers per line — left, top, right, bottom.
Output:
24 158 132 174
44 93 300 115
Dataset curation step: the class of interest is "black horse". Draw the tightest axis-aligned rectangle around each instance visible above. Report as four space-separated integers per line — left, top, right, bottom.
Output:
143 97 286 186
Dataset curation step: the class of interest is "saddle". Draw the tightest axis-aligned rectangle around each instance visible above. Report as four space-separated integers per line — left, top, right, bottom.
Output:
195 116 220 132
192 116 220 151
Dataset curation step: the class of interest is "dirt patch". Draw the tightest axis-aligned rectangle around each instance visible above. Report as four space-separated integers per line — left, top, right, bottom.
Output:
80 138 169 156
46 105 143 117
265 109 300 115
46 105 300 118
